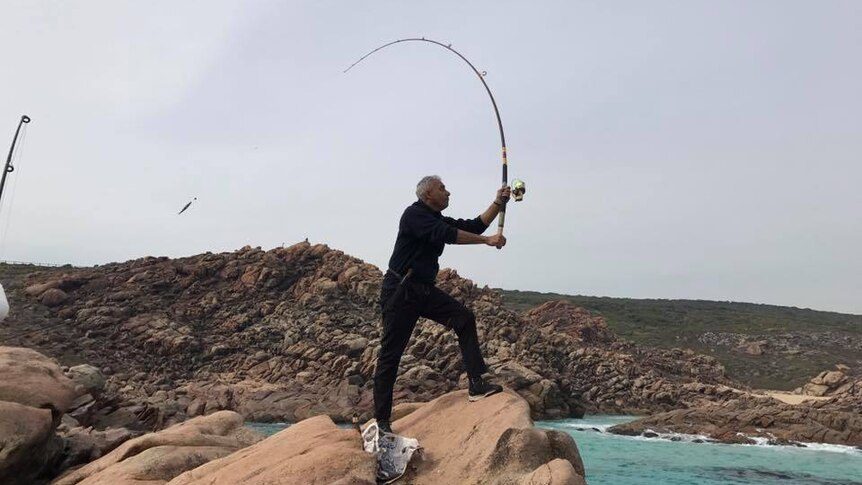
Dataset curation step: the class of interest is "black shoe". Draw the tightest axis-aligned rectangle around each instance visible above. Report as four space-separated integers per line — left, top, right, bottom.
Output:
376 419 393 434
468 376 503 402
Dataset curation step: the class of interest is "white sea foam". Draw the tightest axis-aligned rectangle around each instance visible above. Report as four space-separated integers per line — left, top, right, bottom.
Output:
748 436 771 446
785 441 862 455
615 429 862 456
643 429 714 444
553 422 616 433
543 417 862 456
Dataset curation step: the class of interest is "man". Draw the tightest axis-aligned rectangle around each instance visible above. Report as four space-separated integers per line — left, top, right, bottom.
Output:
373 175 510 434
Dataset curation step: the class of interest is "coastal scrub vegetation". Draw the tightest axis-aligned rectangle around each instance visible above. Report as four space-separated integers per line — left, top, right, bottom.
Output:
498 289 862 390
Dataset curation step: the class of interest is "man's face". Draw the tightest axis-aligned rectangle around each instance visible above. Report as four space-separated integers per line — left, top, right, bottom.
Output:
425 179 450 211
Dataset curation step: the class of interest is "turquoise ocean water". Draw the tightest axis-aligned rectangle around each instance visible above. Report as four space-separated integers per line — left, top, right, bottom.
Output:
248 415 862 484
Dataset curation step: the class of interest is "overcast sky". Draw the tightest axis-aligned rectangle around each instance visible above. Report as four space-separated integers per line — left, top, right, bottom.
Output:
1 1 860 314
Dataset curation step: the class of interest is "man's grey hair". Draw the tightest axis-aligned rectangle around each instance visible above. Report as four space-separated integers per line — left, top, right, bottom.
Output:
416 175 442 199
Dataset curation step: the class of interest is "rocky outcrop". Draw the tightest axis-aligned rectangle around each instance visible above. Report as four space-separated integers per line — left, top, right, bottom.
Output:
388 389 585 484
52 410 262 485
809 373 862 413
42 388 584 485
608 394 862 447
0 401 63 485
524 300 613 345
0 347 80 485
796 368 853 397
0 346 141 485
0 346 79 412
170 389 585 485
167 415 376 485
5 242 743 427
606 367 862 448
56 426 134 473
501 299 736 415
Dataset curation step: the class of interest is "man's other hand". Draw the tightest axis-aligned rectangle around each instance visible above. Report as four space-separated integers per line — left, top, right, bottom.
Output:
486 234 507 249
495 185 512 204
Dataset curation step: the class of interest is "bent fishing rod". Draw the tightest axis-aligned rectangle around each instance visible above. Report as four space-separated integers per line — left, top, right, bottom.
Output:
345 38 525 239
1 115 31 209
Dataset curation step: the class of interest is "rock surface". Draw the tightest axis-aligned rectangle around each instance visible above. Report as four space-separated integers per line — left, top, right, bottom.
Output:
0 347 81 485
1 242 858 458
40 388 585 485
167 415 376 485
0 401 63 485
798 368 852 397
388 389 586 484
0 346 79 412
609 393 862 447
170 388 585 485
4 244 739 427
64 365 107 397
810 373 862 412
52 410 262 485
56 426 135 472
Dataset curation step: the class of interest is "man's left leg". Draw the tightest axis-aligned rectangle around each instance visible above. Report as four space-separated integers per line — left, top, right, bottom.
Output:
421 286 502 400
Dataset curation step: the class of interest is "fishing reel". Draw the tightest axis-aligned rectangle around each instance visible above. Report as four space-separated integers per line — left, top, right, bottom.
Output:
511 179 526 202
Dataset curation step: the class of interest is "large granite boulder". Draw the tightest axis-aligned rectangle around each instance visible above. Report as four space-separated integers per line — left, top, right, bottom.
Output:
167 415 376 485
0 401 64 485
390 389 585 484
0 346 79 412
801 369 849 396
0 347 142 484
57 426 135 472
0 347 81 485
51 411 262 485
796 374 862 420
170 388 585 485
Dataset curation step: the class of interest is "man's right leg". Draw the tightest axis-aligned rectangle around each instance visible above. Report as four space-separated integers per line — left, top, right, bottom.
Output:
373 304 420 425
421 287 501 401
421 286 488 378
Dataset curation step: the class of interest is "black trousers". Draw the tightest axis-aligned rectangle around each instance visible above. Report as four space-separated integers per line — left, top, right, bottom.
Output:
373 281 488 421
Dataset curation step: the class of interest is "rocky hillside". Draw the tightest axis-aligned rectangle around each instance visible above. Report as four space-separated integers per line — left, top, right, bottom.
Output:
499 290 862 390
2 242 746 428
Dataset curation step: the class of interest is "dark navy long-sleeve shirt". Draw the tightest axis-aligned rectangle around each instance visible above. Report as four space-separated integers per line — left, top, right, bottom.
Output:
384 200 490 288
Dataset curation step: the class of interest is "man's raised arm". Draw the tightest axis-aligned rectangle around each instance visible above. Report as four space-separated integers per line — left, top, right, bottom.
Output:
479 184 512 226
